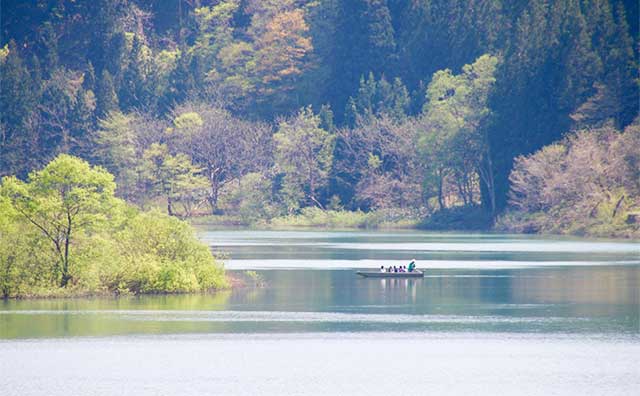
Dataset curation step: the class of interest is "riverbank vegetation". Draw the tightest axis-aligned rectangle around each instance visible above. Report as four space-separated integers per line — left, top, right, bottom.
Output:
0 155 227 298
497 122 640 238
1 1 638 238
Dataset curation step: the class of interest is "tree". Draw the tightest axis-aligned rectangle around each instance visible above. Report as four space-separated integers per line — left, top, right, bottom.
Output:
94 112 139 200
96 69 119 118
507 123 640 236
252 8 313 105
94 111 167 203
169 102 272 213
141 143 208 217
37 68 87 158
119 35 153 111
345 72 410 125
1 155 117 287
274 107 335 210
335 115 420 209
417 54 499 211
0 40 38 177
0 195 21 297
192 1 240 70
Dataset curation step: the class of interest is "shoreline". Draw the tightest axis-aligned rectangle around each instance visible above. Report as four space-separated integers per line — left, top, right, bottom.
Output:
0 272 260 300
190 216 640 240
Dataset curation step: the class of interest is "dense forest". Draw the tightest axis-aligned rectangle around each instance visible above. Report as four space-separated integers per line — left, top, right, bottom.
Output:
1 0 639 235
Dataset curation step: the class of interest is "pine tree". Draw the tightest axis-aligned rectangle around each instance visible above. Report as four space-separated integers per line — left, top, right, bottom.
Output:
361 0 397 73
70 89 97 159
83 62 96 92
161 47 195 111
96 69 119 118
39 22 59 77
605 2 638 128
119 35 149 111
0 40 37 176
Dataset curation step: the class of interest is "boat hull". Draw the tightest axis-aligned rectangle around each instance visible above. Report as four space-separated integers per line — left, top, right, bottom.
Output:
356 271 423 278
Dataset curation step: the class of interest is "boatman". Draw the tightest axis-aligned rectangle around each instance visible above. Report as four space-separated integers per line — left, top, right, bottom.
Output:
408 259 416 272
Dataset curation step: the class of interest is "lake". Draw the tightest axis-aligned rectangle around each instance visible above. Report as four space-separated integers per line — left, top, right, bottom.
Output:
1 230 639 395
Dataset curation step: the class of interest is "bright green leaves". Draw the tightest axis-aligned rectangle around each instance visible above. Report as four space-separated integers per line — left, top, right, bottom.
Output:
1 154 117 287
417 54 499 209
142 143 209 217
111 210 227 293
172 111 204 131
0 154 227 296
274 107 335 210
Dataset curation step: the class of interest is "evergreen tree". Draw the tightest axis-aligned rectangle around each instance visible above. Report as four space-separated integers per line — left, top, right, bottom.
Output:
361 0 397 73
119 35 149 111
83 62 96 92
96 69 119 118
345 73 409 124
0 40 37 176
69 89 97 159
161 47 195 111
39 22 59 77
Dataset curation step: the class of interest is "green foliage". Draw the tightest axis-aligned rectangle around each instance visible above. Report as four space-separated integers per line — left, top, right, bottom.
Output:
141 143 209 217
269 207 421 229
94 112 138 198
220 172 279 223
106 211 228 293
0 0 638 239
274 107 335 210
96 70 119 118
0 155 227 297
1 154 116 286
417 54 499 210
345 73 410 124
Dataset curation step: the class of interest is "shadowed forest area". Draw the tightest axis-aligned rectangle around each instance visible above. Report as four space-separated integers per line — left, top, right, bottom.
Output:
1 0 639 238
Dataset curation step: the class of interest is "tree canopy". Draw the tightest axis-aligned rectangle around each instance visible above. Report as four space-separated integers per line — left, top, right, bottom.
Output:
0 0 638 233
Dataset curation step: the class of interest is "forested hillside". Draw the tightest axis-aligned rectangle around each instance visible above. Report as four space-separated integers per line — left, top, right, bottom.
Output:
1 0 638 234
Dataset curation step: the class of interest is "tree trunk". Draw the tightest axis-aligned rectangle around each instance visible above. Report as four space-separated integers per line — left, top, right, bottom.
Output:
167 195 174 216
479 154 496 215
60 212 72 287
437 169 445 210
208 187 219 215
208 169 220 215
612 195 625 218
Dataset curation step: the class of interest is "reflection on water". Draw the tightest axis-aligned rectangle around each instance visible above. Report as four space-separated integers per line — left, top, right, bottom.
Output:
1 230 638 339
1 265 638 338
1 230 639 396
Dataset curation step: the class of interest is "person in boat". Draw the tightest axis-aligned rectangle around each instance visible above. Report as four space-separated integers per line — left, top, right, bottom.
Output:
380 266 385 273
408 259 416 272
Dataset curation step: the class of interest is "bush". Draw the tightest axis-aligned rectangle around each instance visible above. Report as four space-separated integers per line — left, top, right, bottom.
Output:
102 210 228 294
268 207 421 229
0 155 228 298
503 123 640 238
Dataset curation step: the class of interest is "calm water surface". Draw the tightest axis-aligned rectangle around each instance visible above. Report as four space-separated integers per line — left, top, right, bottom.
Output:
1 230 639 395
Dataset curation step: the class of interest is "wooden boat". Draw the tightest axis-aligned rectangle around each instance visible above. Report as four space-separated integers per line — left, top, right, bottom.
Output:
356 270 424 278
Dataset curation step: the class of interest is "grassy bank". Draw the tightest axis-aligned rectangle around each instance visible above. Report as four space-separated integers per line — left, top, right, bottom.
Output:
190 207 423 229
189 204 638 239
495 210 640 239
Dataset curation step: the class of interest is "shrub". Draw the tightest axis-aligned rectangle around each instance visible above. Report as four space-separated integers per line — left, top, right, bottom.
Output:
503 123 640 238
0 154 228 297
